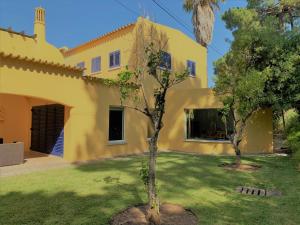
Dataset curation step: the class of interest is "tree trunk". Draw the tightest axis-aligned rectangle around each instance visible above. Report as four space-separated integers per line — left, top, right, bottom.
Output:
231 109 247 166
289 11 294 30
281 109 286 134
232 132 242 166
147 134 160 225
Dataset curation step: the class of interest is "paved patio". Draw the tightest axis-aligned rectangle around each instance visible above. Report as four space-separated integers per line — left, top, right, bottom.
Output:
0 151 71 177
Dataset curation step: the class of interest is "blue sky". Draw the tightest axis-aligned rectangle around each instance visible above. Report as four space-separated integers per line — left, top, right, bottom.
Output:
0 0 247 87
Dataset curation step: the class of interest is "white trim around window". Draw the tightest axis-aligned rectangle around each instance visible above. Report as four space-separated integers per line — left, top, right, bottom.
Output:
108 106 126 144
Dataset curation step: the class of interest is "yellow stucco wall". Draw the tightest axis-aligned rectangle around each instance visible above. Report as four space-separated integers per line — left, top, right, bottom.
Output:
159 89 273 155
64 17 208 89
0 94 56 151
0 55 150 161
0 94 31 150
0 9 273 162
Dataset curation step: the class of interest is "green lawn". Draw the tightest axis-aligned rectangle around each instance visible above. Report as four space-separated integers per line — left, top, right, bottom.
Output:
0 152 299 225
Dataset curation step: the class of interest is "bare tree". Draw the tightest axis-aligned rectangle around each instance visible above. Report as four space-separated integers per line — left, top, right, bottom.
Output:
109 23 189 224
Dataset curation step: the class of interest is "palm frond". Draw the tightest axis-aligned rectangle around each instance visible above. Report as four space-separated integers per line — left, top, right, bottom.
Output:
183 0 224 47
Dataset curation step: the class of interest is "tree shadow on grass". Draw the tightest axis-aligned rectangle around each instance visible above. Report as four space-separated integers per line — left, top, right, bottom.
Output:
1 152 299 225
0 184 145 225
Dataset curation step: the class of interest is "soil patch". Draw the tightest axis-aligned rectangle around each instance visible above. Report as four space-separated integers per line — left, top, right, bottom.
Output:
110 203 198 225
219 162 261 172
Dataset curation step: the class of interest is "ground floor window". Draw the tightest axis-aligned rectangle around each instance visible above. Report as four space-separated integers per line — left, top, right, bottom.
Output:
109 107 124 141
185 109 234 141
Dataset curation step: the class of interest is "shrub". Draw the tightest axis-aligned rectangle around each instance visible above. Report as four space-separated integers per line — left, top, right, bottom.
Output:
287 130 300 154
285 110 300 133
285 110 300 162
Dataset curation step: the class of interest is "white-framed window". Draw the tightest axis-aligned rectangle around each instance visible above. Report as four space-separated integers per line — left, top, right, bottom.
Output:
76 62 85 76
91 56 101 73
109 50 120 68
76 61 85 69
187 60 196 76
160 51 171 70
109 107 124 141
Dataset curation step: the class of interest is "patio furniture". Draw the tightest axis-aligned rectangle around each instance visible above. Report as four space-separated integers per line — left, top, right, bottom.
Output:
0 142 24 166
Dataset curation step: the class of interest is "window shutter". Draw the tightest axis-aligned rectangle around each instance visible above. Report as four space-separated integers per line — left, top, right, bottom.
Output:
192 62 195 75
167 53 171 69
109 53 114 67
115 51 120 66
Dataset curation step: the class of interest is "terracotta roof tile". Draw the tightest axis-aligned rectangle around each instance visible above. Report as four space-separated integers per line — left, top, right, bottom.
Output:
63 22 135 57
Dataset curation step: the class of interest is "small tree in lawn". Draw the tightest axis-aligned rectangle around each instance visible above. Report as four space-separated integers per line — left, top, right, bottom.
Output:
214 57 267 164
214 1 300 164
114 42 188 224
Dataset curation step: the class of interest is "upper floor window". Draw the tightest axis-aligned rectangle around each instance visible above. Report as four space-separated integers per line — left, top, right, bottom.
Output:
109 50 120 68
160 51 171 70
187 60 196 76
91 56 101 73
76 62 85 76
76 62 85 69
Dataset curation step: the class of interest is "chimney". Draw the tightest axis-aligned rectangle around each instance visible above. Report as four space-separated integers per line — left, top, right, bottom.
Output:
34 7 46 42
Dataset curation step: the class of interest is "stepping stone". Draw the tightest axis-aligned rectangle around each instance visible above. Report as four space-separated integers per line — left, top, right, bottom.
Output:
236 186 281 197
259 189 266 196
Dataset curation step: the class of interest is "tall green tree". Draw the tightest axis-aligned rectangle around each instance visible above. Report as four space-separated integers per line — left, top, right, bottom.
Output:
214 0 300 163
183 0 224 47
247 0 300 128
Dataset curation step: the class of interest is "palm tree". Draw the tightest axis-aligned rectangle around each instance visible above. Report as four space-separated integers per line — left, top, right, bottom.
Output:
183 0 224 47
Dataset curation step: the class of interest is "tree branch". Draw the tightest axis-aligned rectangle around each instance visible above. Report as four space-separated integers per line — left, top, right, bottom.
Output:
122 104 151 117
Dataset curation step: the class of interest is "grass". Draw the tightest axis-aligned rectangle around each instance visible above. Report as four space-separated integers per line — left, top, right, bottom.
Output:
0 152 299 225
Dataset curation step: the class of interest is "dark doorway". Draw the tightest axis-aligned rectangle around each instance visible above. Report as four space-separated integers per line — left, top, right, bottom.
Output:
30 104 64 156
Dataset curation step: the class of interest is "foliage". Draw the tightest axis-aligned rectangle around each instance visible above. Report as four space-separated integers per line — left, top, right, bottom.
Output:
287 129 300 154
214 0 300 161
284 109 299 132
274 109 298 132
284 110 300 161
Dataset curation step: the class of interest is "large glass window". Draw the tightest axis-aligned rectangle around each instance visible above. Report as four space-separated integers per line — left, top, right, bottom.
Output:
91 56 101 73
109 107 124 141
109 50 120 68
185 109 234 140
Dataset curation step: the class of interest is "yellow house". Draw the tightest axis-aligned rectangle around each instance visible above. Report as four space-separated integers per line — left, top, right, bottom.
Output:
0 8 273 162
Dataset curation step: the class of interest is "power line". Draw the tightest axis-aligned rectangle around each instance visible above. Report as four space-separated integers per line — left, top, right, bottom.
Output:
150 0 224 56
113 0 140 17
208 45 224 56
113 0 225 56
151 0 193 35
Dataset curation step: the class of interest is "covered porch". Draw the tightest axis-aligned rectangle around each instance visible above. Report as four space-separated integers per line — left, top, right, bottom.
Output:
0 93 69 167
0 151 71 177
